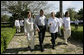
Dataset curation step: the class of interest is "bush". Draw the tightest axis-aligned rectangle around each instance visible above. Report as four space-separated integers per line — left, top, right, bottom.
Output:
61 25 83 42
1 27 16 53
1 15 10 22
71 25 83 42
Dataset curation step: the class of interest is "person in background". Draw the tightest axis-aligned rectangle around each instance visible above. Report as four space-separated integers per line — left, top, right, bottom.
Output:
20 19 24 32
48 12 59 49
75 19 79 29
15 18 20 33
57 12 63 36
63 11 71 45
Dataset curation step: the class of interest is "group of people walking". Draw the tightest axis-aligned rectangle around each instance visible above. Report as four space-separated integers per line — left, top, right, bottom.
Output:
15 19 24 33
15 9 71 52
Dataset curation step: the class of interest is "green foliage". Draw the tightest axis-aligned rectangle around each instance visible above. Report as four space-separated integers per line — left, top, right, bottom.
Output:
67 8 77 20
71 25 83 41
77 8 83 20
1 15 10 22
1 28 16 53
61 25 83 42
21 9 30 18
8 17 15 27
55 12 60 18
71 18 76 21
66 8 83 20
45 14 50 19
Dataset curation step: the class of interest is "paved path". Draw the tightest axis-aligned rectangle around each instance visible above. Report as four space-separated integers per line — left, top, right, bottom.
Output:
3 32 83 54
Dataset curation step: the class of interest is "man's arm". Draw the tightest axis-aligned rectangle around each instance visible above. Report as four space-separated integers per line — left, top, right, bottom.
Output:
48 18 52 27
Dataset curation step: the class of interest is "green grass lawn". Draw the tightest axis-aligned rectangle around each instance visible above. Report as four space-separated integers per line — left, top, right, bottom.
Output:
1 24 10 26
1 27 16 53
70 25 83 42
61 25 83 42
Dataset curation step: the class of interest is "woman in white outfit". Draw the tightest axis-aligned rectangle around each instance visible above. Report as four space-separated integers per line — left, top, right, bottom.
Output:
63 11 71 45
15 19 20 33
24 11 37 51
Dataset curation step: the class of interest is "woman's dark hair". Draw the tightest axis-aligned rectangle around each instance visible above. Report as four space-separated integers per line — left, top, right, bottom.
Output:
26 11 31 15
55 12 62 18
40 9 43 12
58 12 62 18
65 11 69 17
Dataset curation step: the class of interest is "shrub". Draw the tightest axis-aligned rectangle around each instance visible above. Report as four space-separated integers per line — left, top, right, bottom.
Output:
1 27 16 53
71 25 83 41
1 15 10 22
60 25 83 42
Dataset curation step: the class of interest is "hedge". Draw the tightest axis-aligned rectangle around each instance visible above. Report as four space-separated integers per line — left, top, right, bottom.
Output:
1 27 16 53
70 25 83 42
60 25 83 42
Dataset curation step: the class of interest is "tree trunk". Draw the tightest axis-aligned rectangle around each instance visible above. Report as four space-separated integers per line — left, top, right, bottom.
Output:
59 1 63 18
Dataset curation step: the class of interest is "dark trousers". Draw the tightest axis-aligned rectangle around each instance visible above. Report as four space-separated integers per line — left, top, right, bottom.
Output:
21 26 24 32
38 26 46 51
51 33 57 47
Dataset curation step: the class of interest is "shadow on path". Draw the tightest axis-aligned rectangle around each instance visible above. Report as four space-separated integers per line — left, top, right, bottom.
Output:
3 42 68 54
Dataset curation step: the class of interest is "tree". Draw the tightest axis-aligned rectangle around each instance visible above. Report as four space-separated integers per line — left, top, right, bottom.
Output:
59 1 63 18
1 15 10 22
55 11 60 18
1 1 49 18
67 8 77 21
77 8 83 20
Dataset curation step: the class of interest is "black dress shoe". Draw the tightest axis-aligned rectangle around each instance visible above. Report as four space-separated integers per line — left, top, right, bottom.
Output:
41 49 44 52
52 47 55 49
41 50 44 52
52 45 55 49
30 49 34 52
28 46 30 49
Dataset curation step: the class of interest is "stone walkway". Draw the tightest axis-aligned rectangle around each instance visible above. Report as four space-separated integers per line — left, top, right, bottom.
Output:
2 32 83 54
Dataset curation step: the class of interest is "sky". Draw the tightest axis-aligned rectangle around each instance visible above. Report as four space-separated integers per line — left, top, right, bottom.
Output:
46 1 83 14
1 1 83 16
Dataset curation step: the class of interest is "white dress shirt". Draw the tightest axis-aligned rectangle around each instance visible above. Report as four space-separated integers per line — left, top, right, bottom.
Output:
63 17 71 30
35 15 47 26
15 20 20 27
48 17 59 33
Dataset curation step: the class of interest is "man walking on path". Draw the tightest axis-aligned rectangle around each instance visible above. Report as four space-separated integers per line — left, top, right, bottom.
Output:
35 9 47 52
15 18 20 33
48 12 60 49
